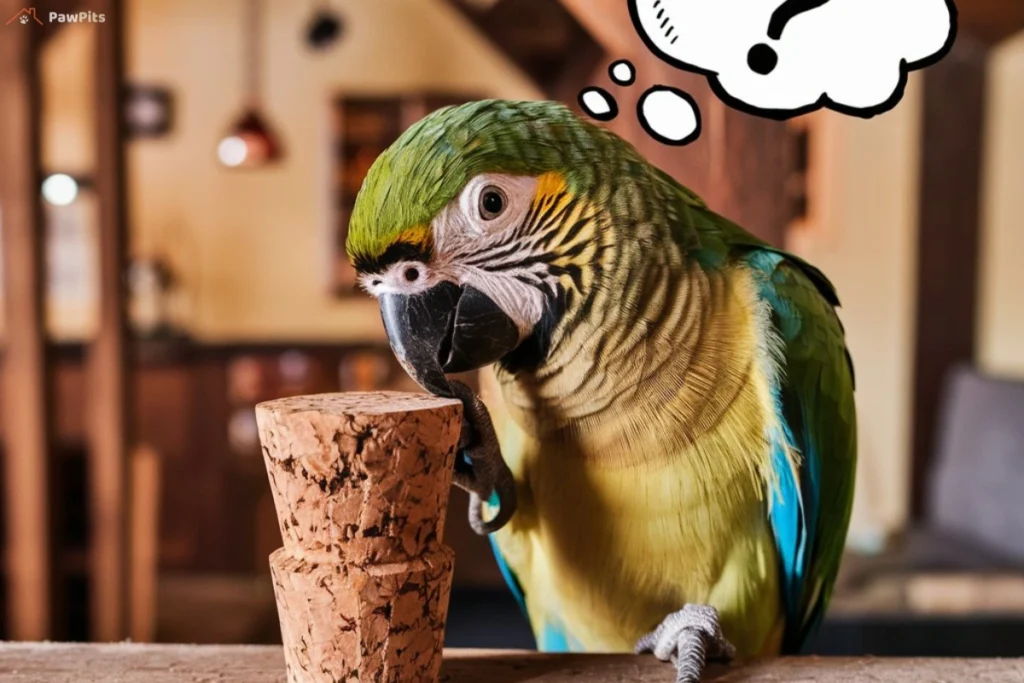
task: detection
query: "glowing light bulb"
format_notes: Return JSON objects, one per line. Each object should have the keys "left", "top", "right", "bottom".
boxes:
{"left": 41, "top": 173, "right": 78, "bottom": 206}
{"left": 218, "top": 136, "right": 248, "bottom": 167}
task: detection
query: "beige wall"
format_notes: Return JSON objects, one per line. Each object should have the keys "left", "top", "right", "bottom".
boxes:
{"left": 124, "top": 0, "right": 540, "bottom": 342}
{"left": 978, "top": 31, "right": 1024, "bottom": 378}
{"left": 786, "top": 79, "right": 924, "bottom": 540}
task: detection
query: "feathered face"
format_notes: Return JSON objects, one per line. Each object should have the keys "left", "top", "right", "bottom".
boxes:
{"left": 347, "top": 100, "right": 626, "bottom": 396}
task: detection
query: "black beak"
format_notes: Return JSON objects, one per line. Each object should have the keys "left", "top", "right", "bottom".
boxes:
{"left": 379, "top": 282, "right": 520, "bottom": 397}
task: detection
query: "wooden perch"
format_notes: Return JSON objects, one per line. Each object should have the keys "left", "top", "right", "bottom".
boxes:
{"left": 1, "top": 644, "right": 1023, "bottom": 682}
{"left": 256, "top": 392, "right": 463, "bottom": 683}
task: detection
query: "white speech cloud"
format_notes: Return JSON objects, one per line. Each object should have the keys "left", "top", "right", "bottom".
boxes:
{"left": 629, "top": 0, "right": 956, "bottom": 119}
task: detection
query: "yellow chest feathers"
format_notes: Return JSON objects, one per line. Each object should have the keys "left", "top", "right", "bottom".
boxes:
{"left": 479, "top": 265, "right": 787, "bottom": 655}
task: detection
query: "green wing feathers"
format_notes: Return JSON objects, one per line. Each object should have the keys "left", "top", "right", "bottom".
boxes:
{"left": 684, "top": 196, "right": 857, "bottom": 652}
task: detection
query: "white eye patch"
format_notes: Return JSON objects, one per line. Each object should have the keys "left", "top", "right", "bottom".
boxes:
{"left": 434, "top": 173, "right": 539, "bottom": 256}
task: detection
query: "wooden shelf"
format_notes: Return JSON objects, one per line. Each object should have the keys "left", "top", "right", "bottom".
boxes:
{"left": 1, "top": 644, "right": 1022, "bottom": 682}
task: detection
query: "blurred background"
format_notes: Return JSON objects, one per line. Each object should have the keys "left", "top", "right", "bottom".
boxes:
{"left": 1, "top": 0, "right": 1023, "bottom": 657}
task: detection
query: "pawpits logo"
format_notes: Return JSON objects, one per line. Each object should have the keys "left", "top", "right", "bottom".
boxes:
{"left": 6, "top": 7, "right": 106, "bottom": 25}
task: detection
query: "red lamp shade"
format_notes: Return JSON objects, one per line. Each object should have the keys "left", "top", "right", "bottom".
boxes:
{"left": 218, "top": 109, "right": 283, "bottom": 168}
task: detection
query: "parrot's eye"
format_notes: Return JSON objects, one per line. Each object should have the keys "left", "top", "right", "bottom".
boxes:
{"left": 479, "top": 186, "right": 507, "bottom": 220}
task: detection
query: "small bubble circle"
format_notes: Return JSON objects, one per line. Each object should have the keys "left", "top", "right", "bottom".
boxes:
{"left": 578, "top": 87, "right": 619, "bottom": 122}
{"left": 609, "top": 59, "right": 636, "bottom": 86}
{"left": 638, "top": 86, "right": 701, "bottom": 146}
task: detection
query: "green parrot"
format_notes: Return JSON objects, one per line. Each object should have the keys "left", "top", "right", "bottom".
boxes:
{"left": 346, "top": 99, "right": 857, "bottom": 682}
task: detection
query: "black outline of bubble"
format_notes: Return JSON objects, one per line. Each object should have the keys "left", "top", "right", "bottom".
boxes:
{"left": 609, "top": 59, "right": 637, "bottom": 86}
{"left": 626, "top": 0, "right": 959, "bottom": 121}
{"left": 577, "top": 86, "right": 619, "bottom": 121}
{"left": 637, "top": 86, "right": 702, "bottom": 146}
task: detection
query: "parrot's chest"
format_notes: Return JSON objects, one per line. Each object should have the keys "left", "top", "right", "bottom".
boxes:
{"left": 480, "top": 265, "right": 787, "bottom": 654}
{"left": 487, "top": 386, "right": 780, "bottom": 654}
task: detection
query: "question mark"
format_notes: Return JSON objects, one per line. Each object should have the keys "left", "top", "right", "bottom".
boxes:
{"left": 748, "top": 0, "right": 831, "bottom": 75}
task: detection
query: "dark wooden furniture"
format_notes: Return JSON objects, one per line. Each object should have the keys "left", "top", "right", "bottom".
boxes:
{"left": 0, "top": 340, "right": 502, "bottom": 642}
{"left": 1, "top": 643, "right": 1022, "bottom": 681}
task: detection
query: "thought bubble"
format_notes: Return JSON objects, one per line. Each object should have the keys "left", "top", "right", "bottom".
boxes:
{"left": 628, "top": 0, "right": 957, "bottom": 119}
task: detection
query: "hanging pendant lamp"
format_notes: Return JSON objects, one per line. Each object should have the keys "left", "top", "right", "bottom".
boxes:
{"left": 218, "top": 0, "right": 283, "bottom": 168}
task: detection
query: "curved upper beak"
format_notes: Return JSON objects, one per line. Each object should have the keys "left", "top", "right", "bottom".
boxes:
{"left": 379, "top": 281, "right": 520, "bottom": 397}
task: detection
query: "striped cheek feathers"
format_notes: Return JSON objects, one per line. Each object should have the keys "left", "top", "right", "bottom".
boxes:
{"left": 426, "top": 171, "right": 610, "bottom": 341}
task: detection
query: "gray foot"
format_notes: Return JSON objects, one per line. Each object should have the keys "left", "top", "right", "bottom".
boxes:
{"left": 634, "top": 604, "right": 736, "bottom": 683}
{"left": 448, "top": 380, "right": 516, "bottom": 535}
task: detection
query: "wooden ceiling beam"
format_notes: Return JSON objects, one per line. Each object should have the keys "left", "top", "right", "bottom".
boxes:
{"left": 447, "top": 0, "right": 604, "bottom": 98}
{"left": 958, "top": 0, "right": 1024, "bottom": 46}
{"left": 559, "top": 0, "right": 646, "bottom": 57}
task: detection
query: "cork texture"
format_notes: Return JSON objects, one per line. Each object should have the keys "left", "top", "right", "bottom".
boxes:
{"left": 256, "top": 392, "right": 463, "bottom": 683}
{"left": 257, "top": 392, "right": 462, "bottom": 564}
{"left": 270, "top": 547, "right": 455, "bottom": 683}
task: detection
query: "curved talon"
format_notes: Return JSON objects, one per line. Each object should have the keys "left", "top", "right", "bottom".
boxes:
{"left": 449, "top": 380, "right": 517, "bottom": 535}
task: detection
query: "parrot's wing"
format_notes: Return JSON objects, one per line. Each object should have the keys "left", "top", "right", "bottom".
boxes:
{"left": 741, "top": 246, "right": 857, "bottom": 654}
{"left": 488, "top": 532, "right": 529, "bottom": 615}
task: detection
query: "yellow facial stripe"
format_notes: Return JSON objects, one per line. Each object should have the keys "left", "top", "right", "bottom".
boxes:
{"left": 392, "top": 224, "right": 431, "bottom": 251}
{"left": 534, "top": 170, "right": 569, "bottom": 199}
{"left": 528, "top": 172, "right": 607, "bottom": 295}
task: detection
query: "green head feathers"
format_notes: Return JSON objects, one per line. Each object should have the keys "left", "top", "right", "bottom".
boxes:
{"left": 345, "top": 99, "right": 652, "bottom": 271}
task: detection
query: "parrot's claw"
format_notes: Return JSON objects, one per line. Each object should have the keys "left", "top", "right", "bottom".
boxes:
{"left": 448, "top": 380, "right": 517, "bottom": 536}
{"left": 634, "top": 604, "right": 736, "bottom": 683}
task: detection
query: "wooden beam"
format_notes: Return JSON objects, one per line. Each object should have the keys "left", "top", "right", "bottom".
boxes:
{"left": 958, "top": 0, "right": 1024, "bottom": 46}
{"left": 910, "top": 35, "right": 989, "bottom": 518}
{"left": 0, "top": 0, "right": 55, "bottom": 640}
{"left": 39, "top": 0, "right": 88, "bottom": 44}
{"left": 447, "top": 0, "right": 601, "bottom": 99}
{"left": 88, "top": 0, "right": 132, "bottom": 641}
{"left": 559, "top": 0, "right": 640, "bottom": 56}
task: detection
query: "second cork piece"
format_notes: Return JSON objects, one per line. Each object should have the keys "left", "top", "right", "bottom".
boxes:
{"left": 256, "top": 391, "right": 463, "bottom": 683}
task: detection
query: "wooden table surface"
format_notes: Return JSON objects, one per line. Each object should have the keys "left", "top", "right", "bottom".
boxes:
{"left": 0, "top": 643, "right": 1022, "bottom": 682}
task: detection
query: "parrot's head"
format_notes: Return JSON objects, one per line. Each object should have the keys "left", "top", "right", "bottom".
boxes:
{"left": 346, "top": 99, "right": 668, "bottom": 396}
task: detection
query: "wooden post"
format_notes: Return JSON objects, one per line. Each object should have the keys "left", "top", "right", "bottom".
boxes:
{"left": 256, "top": 392, "right": 462, "bottom": 683}
{"left": 0, "top": 0, "right": 55, "bottom": 641}
{"left": 88, "top": 0, "right": 132, "bottom": 640}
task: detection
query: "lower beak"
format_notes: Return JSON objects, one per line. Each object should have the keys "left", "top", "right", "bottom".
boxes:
{"left": 379, "top": 281, "right": 520, "bottom": 397}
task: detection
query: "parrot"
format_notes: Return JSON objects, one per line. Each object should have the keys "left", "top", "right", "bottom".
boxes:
{"left": 345, "top": 99, "right": 857, "bottom": 683}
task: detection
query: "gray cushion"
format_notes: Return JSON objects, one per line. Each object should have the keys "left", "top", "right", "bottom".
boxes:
{"left": 926, "top": 365, "right": 1024, "bottom": 563}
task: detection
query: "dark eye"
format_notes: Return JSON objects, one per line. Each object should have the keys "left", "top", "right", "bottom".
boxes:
{"left": 479, "top": 186, "right": 507, "bottom": 220}
{"left": 404, "top": 267, "right": 420, "bottom": 282}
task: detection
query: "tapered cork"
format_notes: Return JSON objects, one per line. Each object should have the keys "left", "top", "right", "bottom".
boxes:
{"left": 256, "top": 392, "right": 462, "bottom": 683}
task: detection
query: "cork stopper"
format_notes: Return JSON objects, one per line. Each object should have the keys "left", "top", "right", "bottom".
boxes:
{"left": 257, "top": 391, "right": 462, "bottom": 683}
